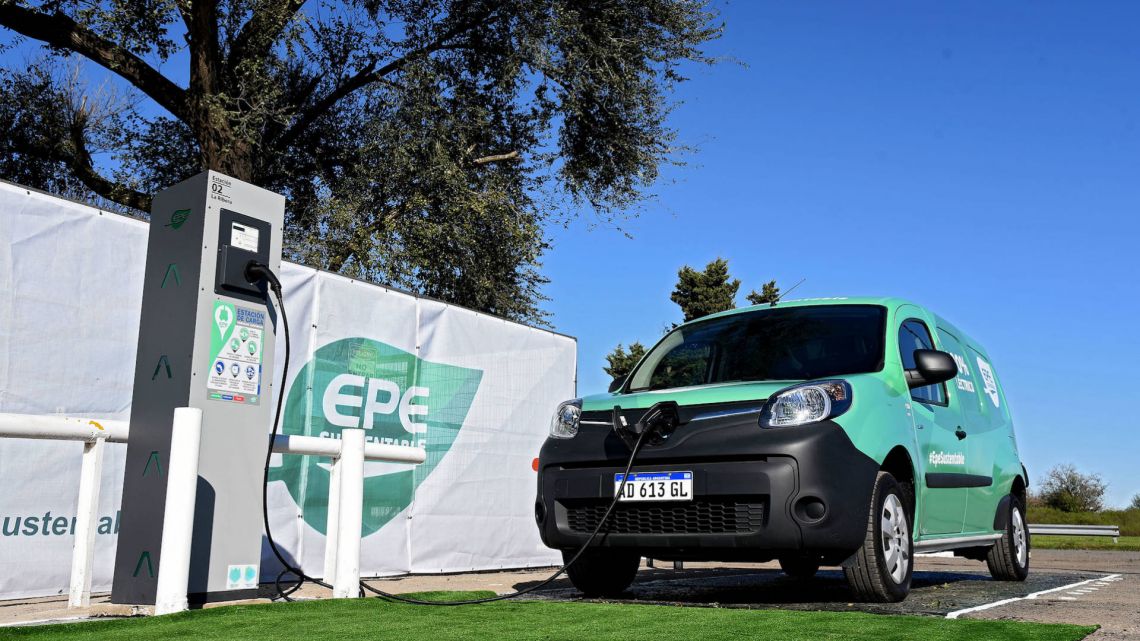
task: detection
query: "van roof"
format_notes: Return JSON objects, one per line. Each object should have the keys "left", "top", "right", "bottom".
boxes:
{"left": 697, "top": 296, "right": 915, "bottom": 322}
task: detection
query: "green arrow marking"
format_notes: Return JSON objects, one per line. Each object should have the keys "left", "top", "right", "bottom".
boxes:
{"left": 160, "top": 263, "right": 181, "bottom": 288}
{"left": 151, "top": 355, "right": 172, "bottom": 380}
{"left": 166, "top": 209, "right": 190, "bottom": 230}
{"left": 132, "top": 550, "right": 155, "bottom": 578}
{"left": 143, "top": 451, "right": 163, "bottom": 477}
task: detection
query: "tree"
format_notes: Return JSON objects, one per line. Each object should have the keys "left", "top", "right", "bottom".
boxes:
{"left": 1130, "top": 493, "right": 1140, "bottom": 510}
{"left": 603, "top": 342, "right": 646, "bottom": 385}
{"left": 0, "top": 0, "right": 723, "bottom": 324}
{"left": 670, "top": 257, "right": 740, "bottom": 322}
{"left": 604, "top": 258, "right": 779, "bottom": 379}
{"left": 1038, "top": 464, "right": 1108, "bottom": 513}
{"left": 746, "top": 280, "right": 780, "bottom": 305}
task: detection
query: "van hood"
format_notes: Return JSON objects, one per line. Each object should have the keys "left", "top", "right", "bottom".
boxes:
{"left": 580, "top": 380, "right": 797, "bottom": 412}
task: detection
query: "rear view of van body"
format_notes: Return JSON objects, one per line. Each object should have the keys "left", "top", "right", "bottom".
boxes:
{"left": 535, "top": 297, "right": 1029, "bottom": 602}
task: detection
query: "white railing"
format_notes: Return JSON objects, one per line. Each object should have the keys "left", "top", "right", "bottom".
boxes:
{"left": 0, "top": 411, "right": 426, "bottom": 612}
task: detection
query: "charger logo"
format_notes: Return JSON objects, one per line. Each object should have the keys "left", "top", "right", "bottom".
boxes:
{"left": 270, "top": 337, "right": 482, "bottom": 536}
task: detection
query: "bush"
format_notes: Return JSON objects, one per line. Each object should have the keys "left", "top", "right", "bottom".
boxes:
{"left": 1037, "top": 464, "right": 1107, "bottom": 512}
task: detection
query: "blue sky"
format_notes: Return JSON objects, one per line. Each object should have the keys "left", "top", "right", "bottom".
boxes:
{"left": 543, "top": 2, "right": 1140, "bottom": 507}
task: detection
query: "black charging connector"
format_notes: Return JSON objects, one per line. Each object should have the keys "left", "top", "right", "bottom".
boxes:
{"left": 248, "top": 261, "right": 668, "bottom": 605}
{"left": 244, "top": 261, "right": 282, "bottom": 296}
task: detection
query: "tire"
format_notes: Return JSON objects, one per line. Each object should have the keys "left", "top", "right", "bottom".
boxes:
{"left": 778, "top": 556, "right": 820, "bottom": 579}
{"left": 843, "top": 471, "right": 913, "bottom": 602}
{"left": 563, "top": 549, "right": 640, "bottom": 597}
{"left": 987, "top": 495, "right": 1030, "bottom": 581}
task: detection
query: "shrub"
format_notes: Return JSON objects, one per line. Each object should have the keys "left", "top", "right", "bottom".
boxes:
{"left": 1037, "top": 464, "right": 1107, "bottom": 512}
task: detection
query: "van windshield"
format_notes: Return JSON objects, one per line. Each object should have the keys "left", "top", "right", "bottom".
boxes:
{"left": 626, "top": 305, "right": 887, "bottom": 392}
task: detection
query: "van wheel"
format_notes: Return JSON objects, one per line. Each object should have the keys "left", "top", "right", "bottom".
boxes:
{"left": 843, "top": 472, "right": 913, "bottom": 602}
{"left": 987, "top": 495, "right": 1030, "bottom": 581}
{"left": 779, "top": 556, "right": 820, "bottom": 579}
{"left": 563, "top": 549, "right": 640, "bottom": 597}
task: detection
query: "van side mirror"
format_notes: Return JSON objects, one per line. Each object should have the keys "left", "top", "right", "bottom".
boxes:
{"left": 905, "top": 349, "right": 958, "bottom": 389}
{"left": 608, "top": 377, "right": 625, "bottom": 393}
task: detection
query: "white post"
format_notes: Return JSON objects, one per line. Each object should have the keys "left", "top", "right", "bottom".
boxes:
{"left": 323, "top": 454, "right": 342, "bottom": 585}
{"left": 68, "top": 438, "right": 105, "bottom": 608}
{"left": 333, "top": 428, "right": 364, "bottom": 598}
{"left": 154, "top": 408, "right": 203, "bottom": 615}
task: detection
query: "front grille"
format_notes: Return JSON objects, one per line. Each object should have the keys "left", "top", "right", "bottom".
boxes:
{"left": 563, "top": 498, "right": 766, "bottom": 535}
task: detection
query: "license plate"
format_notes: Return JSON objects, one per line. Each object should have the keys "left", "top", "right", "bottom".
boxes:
{"left": 614, "top": 471, "right": 693, "bottom": 502}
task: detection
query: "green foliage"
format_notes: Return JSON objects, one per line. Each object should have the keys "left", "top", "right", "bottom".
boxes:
{"left": 1132, "top": 493, "right": 1140, "bottom": 510}
{"left": 0, "top": 590, "right": 1094, "bottom": 641}
{"left": 1026, "top": 505, "right": 1140, "bottom": 537}
{"left": 670, "top": 257, "right": 740, "bottom": 322}
{"left": 1036, "top": 464, "right": 1108, "bottom": 512}
{"left": 604, "top": 342, "right": 647, "bottom": 384}
{"left": 0, "top": 0, "right": 725, "bottom": 324}
{"left": 746, "top": 280, "right": 781, "bottom": 305}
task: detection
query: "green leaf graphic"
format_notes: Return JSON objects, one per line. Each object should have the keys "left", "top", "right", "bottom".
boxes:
{"left": 270, "top": 338, "right": 482, "bottom": 536}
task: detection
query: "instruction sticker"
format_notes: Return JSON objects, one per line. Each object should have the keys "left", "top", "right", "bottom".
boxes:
{"left": 230, "top": 222, "right": 260, "bottom": 252}
{"left": 208, "top": 300, "right": 263, "bottom": 405}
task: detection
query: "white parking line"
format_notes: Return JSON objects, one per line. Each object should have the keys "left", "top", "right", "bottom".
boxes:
{"left": 945, "top": 573, "right": 1122, "bottom": 620}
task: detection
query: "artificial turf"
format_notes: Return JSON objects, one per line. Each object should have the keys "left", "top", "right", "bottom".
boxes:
{"left": 0, "top": 591, "right": 1095, "bottom": 641}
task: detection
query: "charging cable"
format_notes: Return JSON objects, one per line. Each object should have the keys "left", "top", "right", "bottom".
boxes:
{"left": 247, "top": 260, "right": 657, "bottom": 605}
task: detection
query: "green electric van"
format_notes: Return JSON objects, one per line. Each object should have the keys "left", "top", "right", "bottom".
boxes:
{"left": 535, "top": 297, "right": 1029, "bottom": 602}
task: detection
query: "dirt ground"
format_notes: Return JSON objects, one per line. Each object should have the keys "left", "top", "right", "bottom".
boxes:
{"left": 2, "top": 549, "right": 1136, "bottom": 638}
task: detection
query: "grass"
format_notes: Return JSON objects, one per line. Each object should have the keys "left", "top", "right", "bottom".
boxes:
{"left": 0, "top": 591, "right": 1095, "bottom": 641}
{"left": 1032, "top": 535, "right": 1140, "bottom": 551}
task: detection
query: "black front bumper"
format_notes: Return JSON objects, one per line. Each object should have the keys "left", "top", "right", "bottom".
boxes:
{"left": 535, "top": 408, "right": 879, "bottom": 562}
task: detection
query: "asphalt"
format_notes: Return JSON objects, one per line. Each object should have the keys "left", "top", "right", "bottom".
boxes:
{"left": 1, "top": 549, "right": 1136, "bottom": 639}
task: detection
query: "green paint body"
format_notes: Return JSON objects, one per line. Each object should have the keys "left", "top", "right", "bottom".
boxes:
{"left": 580, "top": 297, "right": 1025, "bottom": 541}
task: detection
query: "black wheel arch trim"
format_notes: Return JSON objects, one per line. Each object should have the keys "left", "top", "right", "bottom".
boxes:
{"left": 993, "top": 494, "right": 1014, "bottom": 531}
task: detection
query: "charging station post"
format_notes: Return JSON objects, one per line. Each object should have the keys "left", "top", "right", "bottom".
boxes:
{"left": 111, "top": 171, "right": 284, "bottom": 606}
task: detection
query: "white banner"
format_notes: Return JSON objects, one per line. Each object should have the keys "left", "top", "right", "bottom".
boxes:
{"left": 0, "top": 181, "right": 572, "bottom": 600}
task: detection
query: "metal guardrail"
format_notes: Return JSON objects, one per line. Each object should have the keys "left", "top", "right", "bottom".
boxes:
{"left": 1030, "top": 523, "right": 1121, "bottom": 543}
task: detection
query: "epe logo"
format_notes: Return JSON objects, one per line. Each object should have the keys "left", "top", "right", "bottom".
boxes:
{"left": 166, "top": 208, "right": 191, "bottom": 230}
{"left": 269, "top": 338, "right": 482, "bottom": 537}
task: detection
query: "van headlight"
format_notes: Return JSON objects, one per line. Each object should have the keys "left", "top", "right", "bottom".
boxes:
{"left": 759, "top": 381, "right": 852, "bottom": 428}
{"left": 550, "top": 399, "right": 582, "bottom": 439}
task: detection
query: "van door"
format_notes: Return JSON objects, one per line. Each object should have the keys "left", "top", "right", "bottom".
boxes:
{"left": 962, "top": 346, "right": 1009, "bottom": 533}
{"left": 898, "top": 315, "right": 966, "bottom": 535}
{"left": 935, "top": 329, "right": 997, "bottom": 533}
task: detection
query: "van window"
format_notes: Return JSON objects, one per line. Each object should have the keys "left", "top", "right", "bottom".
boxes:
{"left": 969, "top": 346, "right": 1010, "bottom": 427}
{"left": 627, "top": 305, "right": 888, "bottom": 392}
{"left": 937, "top": 328, "right": 983, "bottom": 422}
{"left": 898, "top": 319, "right": 946, "bottom": 405}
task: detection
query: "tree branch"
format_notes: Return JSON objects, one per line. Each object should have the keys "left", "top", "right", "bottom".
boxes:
{"left": 229, "top": 0, "right": 307, "bottom": 70}
{"left": 0, "top": 3, "right": 187, "bottom": 120}
{"left": 473, "top": 151, "right": 520, "bottom": 165}
{"left": 66, "top": 106, "right": 151, "bottom": 211}
{"left": 278, "top": 5, "right": 499, "bottom": 149}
